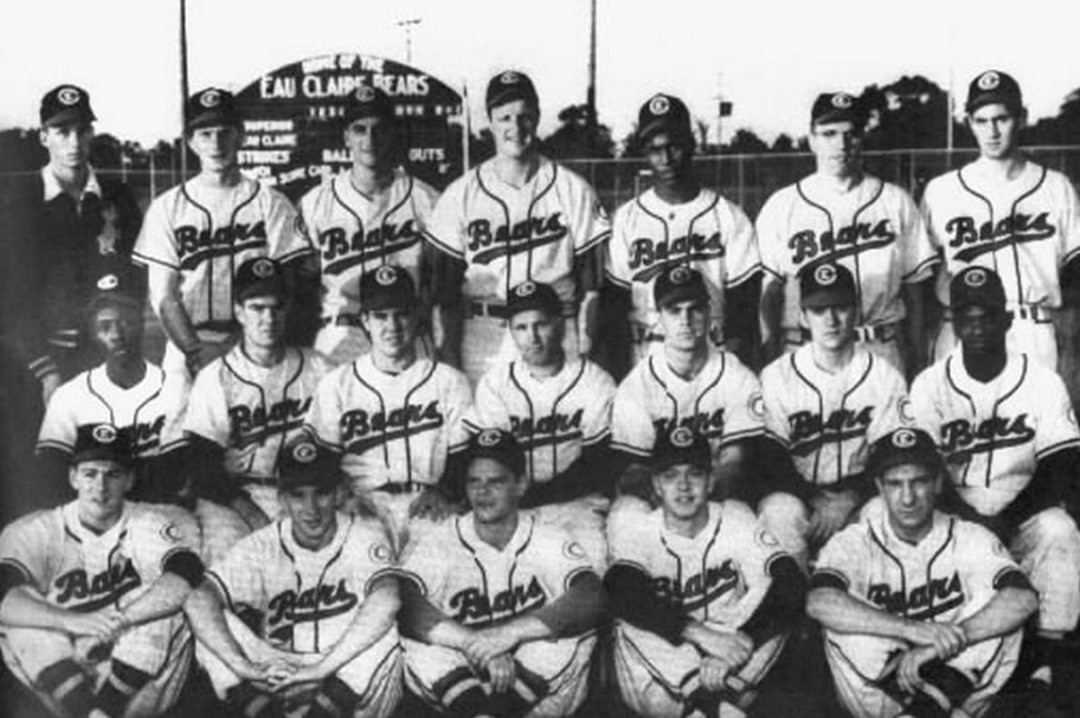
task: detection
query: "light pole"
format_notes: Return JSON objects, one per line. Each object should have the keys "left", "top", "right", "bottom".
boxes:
{"left": 398, "top": 18, "right": 422, "bottom": 64}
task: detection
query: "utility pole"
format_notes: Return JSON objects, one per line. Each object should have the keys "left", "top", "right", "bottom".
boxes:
{"left": 179, "top": 0, "right": 190, "bottom": 178}
{"left": 586, "top": 0, "right": 598, "bottom": 156}
{"left": 398, "top": 18, "right": 422, "bottom": 64}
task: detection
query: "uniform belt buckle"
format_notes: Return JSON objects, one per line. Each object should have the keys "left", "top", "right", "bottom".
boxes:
{"left": 323, "top": 314, "right": 364, "bottom": 328}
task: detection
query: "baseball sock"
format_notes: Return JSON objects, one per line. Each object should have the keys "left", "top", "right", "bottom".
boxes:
{"left": 93, "top": 659, "right": 151, "bottom": 718}
{"left": 227, "top": 682, "right": 284, "bottom": 718}
{"left": 36, "top": 659, "right": 95, "bottom": 718}
{"left": 303, "top": 675, "right": 359, "bottom": 718}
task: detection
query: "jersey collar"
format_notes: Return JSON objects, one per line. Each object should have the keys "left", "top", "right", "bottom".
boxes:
{"left": 946, "top": 346, "right": 1024, "bottom": 396}
{"left": 279, "top": 512, "right": 353, "bottom": 559}
{"left": 458, "top": 510, "right": 536, "bottom": 556}
{"left": 62, "top": 499, "right": 129, "bottom": 544}
{"left": 42, "top": 166, "right": 101, "bottom": 203}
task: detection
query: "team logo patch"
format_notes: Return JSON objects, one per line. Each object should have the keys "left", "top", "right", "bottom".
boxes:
{"left": 669, "top": 265, "right": 693, "bottom": 284}
{"left": 749, "top": 392, "right": 765, "bottom": 420}
{"left": 355, "top": 86, "right": 376, "bottom": 102}
{"left": 831, "top": 93, "right": 854, "bottom": 109}
{"left": 514, "top": 281, "right": 537, "bottom": 297}
{"left": 291, "top": 441, "right": 318, "bottom": 464}
{"left": 648, "top": 95, "right": 671, "bottom": 116}
{"left": 891, "top": 428, "right": 917, "bottom": 448}
{"left": 199, "top": 89, "right": 222, "bottom": 108}
{"left": 562, "top": 540, "right": 587, "bottom": 561}
{"left": 96, "top": 274, "right": 119, "bottom": 291}
{"left": 252, "top": 258, "right": 276, "bottom": 278}
{"left": 898, "top": 397, "right": 914, "bottom": 424}
{"left": 500, "top": 71, "right": 521, "bottom": 85}
{"left": 478, "top": 429, "right": 502, "bottom": 447}
{"left": 756, "top": 528, "right": 780, "bottom": 548}
{"left": 57, "top": 87, "right": 81, "bottom": 106}
{"left": 160, "top": 523, "right": 183, "bottom": 543}
{"left": 92, "top": 424, "right": 118, "bottom": 444}
{"left": 369, "top": 542, "right": 392, "bottom": 564}
{"left": 814, "top": 264, "right": 838, "bottom": 285}
{"left": 374, "top": 265, "right": 399, "bottom": 286}
{"left": 963, "top": 268, "right": 988, "bottom": 288}
{"left": 670, "top": 426, "right": 695, "bottom": 448}
{"left": 977, "top": 71, "right": 1001, "bottom": 91}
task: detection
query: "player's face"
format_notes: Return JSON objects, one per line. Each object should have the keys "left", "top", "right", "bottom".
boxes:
{"left": 70, "top": 459, "right": 133, "bottom": 528}
{"left": 657, "top": 299, "right": 709, "bottom": 351}
{"left": 465, "top": 458, "right": 525, "bottom": 525}
{"left": 644, "top": 131, "right": 694, "bottom": 187}
{"left": 489, "top": 100, "right": 539, "bottom": 160}
{"left": 968, "top": 104, "right": 1024, "bottom": 160}
{"left": 235, "top": 295, "right": 287, "bottom": 350}
{"left": 345, "top": 116, "right": 395, "bottom": 171}
{"left": 363, "top": 306, "right": 417, "bottom": 358}
{"left": 810, "top": 120, "right": 862, "bottom": 178}
{"left": 653, "top": 463, "right": 712, "bottom": 521}
{"left": 802, "top": 302, "right": 856, "bottom": 350}
{"left": 876, "top": 463, "right": 941, "bottom": 541}
{"left": 509, "top": 309, "right": 564, "bottom": 367}
{"left": 40, "top": 121, "right": 93, "bottom": 170}
{"left": 280, "top": 485, "right": 339, "bottom": 550}
{"left": 953, "top": 304, "right": 1010, "bottom": 356}
{"left": 92, "top": 305, "right": 143, "bottom": 360}
{"left": 188, "top": 124, "right": 242, "bottom": 173}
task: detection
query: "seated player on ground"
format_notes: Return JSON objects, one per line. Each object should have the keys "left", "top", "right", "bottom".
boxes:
{"left": 0, "top": 425, "right": 203, "bottom": 718}
{"left": 396, "top": 429, "right": 604, "bottom": 717}
{"left": 183, "top": 437, "right": 402, "bottom": 718}
{"left": 606, "top": 427, "right": 805, "bottom": 718}
{"left": 808, "top": 428, "right": 1038, "bottom": 718}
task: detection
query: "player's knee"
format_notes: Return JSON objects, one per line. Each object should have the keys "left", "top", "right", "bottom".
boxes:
{"left": 1027, "top": 507, "right": 1080, "bottom": 550}
{"left": 757, "top": 492, "right": 809, "bottom": 555}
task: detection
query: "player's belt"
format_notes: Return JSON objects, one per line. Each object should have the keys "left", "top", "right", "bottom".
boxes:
{"left": 787, "top": 322, "right": 899, "bottom": 345}
{"left": 373, "top": 482, "right": 426, "bottom": 495}
{"left": 942, "top": 305, "right": 1054, "bottom": 324}
{"left": 466, "top": 301, "right": 511, "bottom": 319}
{"left": 321, "top": 313, "right": 365, "bottom": 328}
{"left": 47, "top": 328, "right": 79, "bottom": 349}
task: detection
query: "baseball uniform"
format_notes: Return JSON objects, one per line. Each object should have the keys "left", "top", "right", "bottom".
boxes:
{"left": 812, "top": 500, "right": 1026, "bottom": 717}
{"left": 396, "top": 511, "right": 597, "bottom": 717}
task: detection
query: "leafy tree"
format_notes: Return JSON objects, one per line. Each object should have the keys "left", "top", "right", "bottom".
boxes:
{"left": 540, "top": 104, "right": 615, "bottom": 159}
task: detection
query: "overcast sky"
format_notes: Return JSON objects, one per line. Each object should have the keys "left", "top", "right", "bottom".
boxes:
{"left": 2, "top": 0, "right": 1078, "bottom": 148}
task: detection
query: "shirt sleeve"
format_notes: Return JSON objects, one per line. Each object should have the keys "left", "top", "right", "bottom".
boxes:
{"left": 132, "top": 194, "right": 179, "bottom": 269}
{"left": 720, "top": 357, "right": 766, "bottom": 443}
{"left": 207, "top": 534, "right": 266, "bottom": 611}
{"left": 423, "top": 179, "right": 467, "bottom": 260}
{"left": 137, "top": 506, "right": 203, "bottom": 574}
{"left": 36, "top": 381, "right": 78, "bottom": 453}
{"left": 0, "top": 516, "right": 50, "bottom": 594}
{"left": 464, "top": 371, "right": 511, "bottom": 434}
{"left": 896, "top": 187, "right": 938, "bottom": 283}
{"left": 566, "top": 174, "right": 611, "bottom": 256}
{"left": 956, "top": 522, "right": 1025, "bottom": 596}
{"left": 604, "top": 203, "right": 634, "bottom": 289}
{"left": 1033, "top": 366, "right": 1080, "bottom": 459}
{"left": 1057, "top": 174, "right": 1080, "bottom": 268}
{"left": 760, "top": 363, "right": 792, "bottom": 448}
{"left": 538, "top": 528, "right": 594, "bottom": 594}
{"left": 304, "top": 370, "right": 345, "bottom": 451}
{"left": 754, "top": 193, "right": 787, "bottom": 281}
{"left": 581, "top": 366, "right": 616, "bottom": 446}
{"left": 265, "top": 189, "right": 314, "bottom": 264}
{"left": 396, "top": 524, "right": 449, "bottom": 599}
{"left": 909, "top": 369, "right": 945, "bottom": 446}
{"left": 444, "top": 368, "right": 475, "bottom": 455}
{"left": 611, "top": 377, "right": 655, "bottom": 458}
{"left": 183, "top": 363, "right": 231, "bottom": 447}
{"left": 866, "top": 363, "right": 911, "bottom": 444}
{"left": 723, "top": 201, "right": 762, "bottom": 287}
{"left": 812, "top": 526, "right": 866, "bottom": 594}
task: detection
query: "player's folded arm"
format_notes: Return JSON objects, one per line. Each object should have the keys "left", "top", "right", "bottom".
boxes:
{"left": 737, "top": 435, "right": 813, "bottom": 505}
{"left": 0, "top": 561, "right": 33, "bottom": 608}
{"left": 532, "top": 570, "right": 604, "bottom": 638}
{"left": 604, "top": 562, "right": 687, "bottom": 644}
{"left": 521, "top": 443, "right": 614, "bottom": 508}
{"left": 738, "top": 554, "right": 807, "bottom": 646}
{"left": 1000, "top": 445, "right": 1080, "bottom": 528}
{"left": 182, "top": 433, "right": 245, "bottom": 505}
{"left": 395, "top": 572, "right": 469, "bottom": 647}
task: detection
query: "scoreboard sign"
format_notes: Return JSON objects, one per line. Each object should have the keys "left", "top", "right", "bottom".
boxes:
{"left": 235, "top": 52, "right": 464, "bottom": 199}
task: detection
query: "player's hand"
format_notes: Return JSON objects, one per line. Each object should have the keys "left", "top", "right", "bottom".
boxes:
{"left": 484, "top": 653, "right": 516, "bottom": 694}
{"left": 686, "top": 625, "right": 753, "bottom": 667}
{"left": 462, "top": 626, "right": 520, "bottom": 668}
{"left": 268, "top": 661, "right": 328, "bottom": 692}
{"left": 65, "top": 609, "right": 125, "bottom": 639}
{"left": 700, "top": 655, "right": 734, "bottom": 692}
{"left": 808, "top": 489, "right": 858, "bottom": 545}
{"left": 73, "top": 634, "right": 113, "bottom": 665}
{"left": 409, "top": 486, "right": 455, "bottom": 521}
{"left": 903, "top": 621, "right": 966, "bottom": 658}
{"left": 896, "top": 645, "right": 937, "bottom": 695}
{"left": 40, "top": 371, "right": 62, "bottom": 407}
{"left": 184, "top": 342, "right": 221, "bottom": 375}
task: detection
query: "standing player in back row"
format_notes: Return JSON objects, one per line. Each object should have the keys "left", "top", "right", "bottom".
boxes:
{"left": 423, "top": 70, "right": 611, "bottom": 385}
{"left": 757, "top": 91, "right": 937, "bottom": 376}
{"left": 607, "top": 93, "right": 760, "bottom": 370}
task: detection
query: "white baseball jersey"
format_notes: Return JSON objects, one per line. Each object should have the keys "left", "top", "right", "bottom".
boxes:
{"left": 133, "top": 177, "right": 313, "bottom": 327}
{"left": 464, "top": 357, "right": 615, "bottom": 483}
{"left": 920, "top": 159, "right": 1080, "bottom": 308}
{"left": 607, "top": 187, "right": 761, "bottom": 328}
{"left": 761, "top": 346, "right": 909, "bottom": 486}
{"left": 910, "top": 349, "right": 1080, "bottom": 517}
{"left": 305, "top": 355, "right": 472, "bottom": 492}
{"left": 0, "top": 501, "right": 200, "bottom": 615}
{"left": 207, "top": 513, "right": 396, "bottom": 653}
{"left": 423, "top": 156, "right": 611, "bottom": 303}
{"left": 300, "top": 169, "right": 438, "bottom": 318}
{"left": 611, "top": 351, "right": 765, "bottom": 464}
{"left": 184, "top": 346, "right": 331, "bottom": 480}
{"left": 397, "top": 512, "right": 592, "bottom": 629}
{"left": 756, "top": 174, "right": 936, "bottom": 330}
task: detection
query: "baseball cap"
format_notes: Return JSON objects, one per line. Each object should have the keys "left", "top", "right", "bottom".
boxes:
{"left": 278, "top": 437, "right": 341, "bottom": 492}
{"left": 185, "top": 87, "right": 240, "bottom": 130}
{"left": 40, "top": 84, "right": 96, "bottom": 128}
{"left": 653, "top": 265, "right": 709, "bottom": 309}
{"left": 950, "top": 266, "right": 1006, "bottom": 312}
{"left": 652, "top": 426, "right": 711, "bottom": 473}
{"left": 86, "top": 273, "right": 143, "bottom": 319}
{"left": 865, "top": 427, "right": 943, "bottom": 479}
{"left": 811, "top": 91, "right": 863, "bottom": 127}
{"left": 344, "top": 85, "right": 395, "bottom": 124}
{"left": 507, "top": 281, "right": 561, "bottom": 319}
{"left": 72, "top": 423, "right": 135, "bottom": 466}
{"left": 234, "top": 257, "right": 287, "bottom": 303}
{"left": 359, "top": 265, "right": 415, "bottom": 311}
{"left": 485, "top": 70, "right": 539, "bottom": 113}
{"left": 965, "top": 70, "right": 1022, "bottom": 114}
{"left": 467, "top": 428, "right": 525, "bottom": 476}
{"left": 799, "top": 262, "right": 856, "bottom": 309}
{"left": 637, "top": 93, "right": 693, "bottom": 144}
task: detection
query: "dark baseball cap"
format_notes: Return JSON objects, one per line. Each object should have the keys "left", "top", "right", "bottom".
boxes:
{"left": 811, "top": 91, "right": 863, "bottom": 127}
{"left": 87, "top": 273, "right": 143, "bottom": 319}
{"left": 185, "top": 87, "right": 240, "bottom": 130}
{"left": 637, "top": 93, "right": 693, "bottom": 144}
{"left": 965, "top": 70, "right": 1022, "bottom": 114}
{"left": 234, "top": 257, "right": 287, "bottom": 303}
{"left": 40, "top": 84, "right": 96, "bottom": 127}
{"left": 345, "top": 85, "right": 395, "bottom": 124}
{"left": 468, "top": 428, "right": 525, "bottom": 476}
{"left": 865, "top": 427, "right": 944, "bottom": 479}
{"left": 485, "top": 70, "right": 539, "bottom": 112}
{"left": 278, "top": 437, "right": 341, "bottom": 491}
{"left": 800, "top": 262, "right": 856, "bottom": 309}
{"left": 359, "top": 265, "right": 415, "bottom": 311}
{"left": 653, "top": 265, "right": 709, "bottom": 309}
{"left": 507, "top": 281, "right": 561, "bottom": 319}
{"left": 652, "top": 426, "right": 711, "bottom": 473}
{"left": 950, "top": 266, "right": 1006, "bottom": 312}
{"left": 72, "top": 423, "right": 135, "bottom": 467}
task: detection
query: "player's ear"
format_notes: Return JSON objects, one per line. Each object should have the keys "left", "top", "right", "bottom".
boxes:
{"left": 120, "top": 466, "right": 136, "bottom": 496}
{"left": 68, "top": 465, "right": 80, "bottom": 492}
{"left": 39, "top": 128, "right": 49, "bottom": 148}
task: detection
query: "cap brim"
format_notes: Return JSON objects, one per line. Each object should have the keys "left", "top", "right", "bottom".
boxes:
{"left": 656, "top": 287, "right": 708, "bottom": 308}
{"left": 638, "top": 118, "right": 690, "bottom": 143}
{"left": 43, "top": 108, "right": 95, "bottom": 128}
{"left": 966, "top": 92, "right": 1020, "bottom": 113}
{"left": 469, "top": 448, "right": 524, "bottom": 476}
{"left": 867, "top": 449, "right": 942, "bottom": 479}
{"left": 801, "top": 289, "right": 854, "bottom": 309}
{"left": 72, "top": 449, "right": 132, "bottom": 466}
{"left": 652, "top": 453, "right": 710, "bottom": 473}
{"left": 813, "top": 109, "right": 861, "bottom": 127}
{"left": 486, "top": 88, "right": 538, "bottom": 112}
{"left": 188, "top": 110, "right": 239, "bottom": 130}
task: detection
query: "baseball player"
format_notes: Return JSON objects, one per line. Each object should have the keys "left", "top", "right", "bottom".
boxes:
{"left": 300, "top": 85, "right": 441, "bottom": 365}
{"left": 464, "top": 280, "right": 615, "bottom": 570}
{"left": 761, "top": 262, "right": 910, "bottom": 558}
{"left": 395, "top": 428, "right": 603, "bottom": 717}
{"left": 909, "top": 266, "right": 1080, "bottom": 699}
{"left": 606, "top": 427, "right": 805, "bottom": 718}
{"left": 423, "top": 70, "right": 611, "bottom": 385}
{"left": 757, "top": 91, "right": 937, "bottom": 376}
{"left": 606, "top": 93, "right": 760, "bottom": 368}
{"left": 184, "top": 437, "right": 402, "bottom": 718}
{"left": 304, "top": 265, "right": 472, "bottom": 551}
{"left": 920, "top": 70, "right": 1080, "bottom": 386}
{"left": 0, "top": 425, "right": 204, "bottom": 718}
{"left": 808, "top": 427, "right": 1037, "bottom": 718}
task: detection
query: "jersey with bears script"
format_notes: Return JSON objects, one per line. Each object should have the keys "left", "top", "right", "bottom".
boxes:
{"left": 761, "top": 345, "right": 909, "bottom": 486}
{"left": 920, "top": 160, "right": 1080, "bottom": 309}
{"left": 909, "top": 348, "right": 1080, "bottom": 517}
{"left": 184, "top": 346, "right": 331, "bottom": 479}
{"left": 304, "top": 355, "right": 472, "bottom": 492}
{"left": 396, "top": 512, "right": 593, "bottom": 629}
{"left": 423, "top": 156, "right": 610, "bottom": 303}
{"left": 606, "top": 186, "right": 760, "bottom": 328}
{"left": 133, "top": 176, "right": 312, "bottom": 327}
{"left": 300, "top": 169, "right": 438, "bottom": 318}
{"left": 611, "top": 351, "right": 764, "bottom": 464}
{"left": 756, "top": 174, "right": 936, "bottom": 331}
{"left": 610, "top": 500, "right": 784, "bottom": 628}
{"left": 0, "top": 501, "right": 200, "bottom": 615}
{"left": 464, "top": 357, "right": 615, "bottom": 482}
{"left": 812, "top": 500, "right": 1024, "bottom": 623}
{"left": 206, "top": 513, "right": 395, "bottom": 653}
